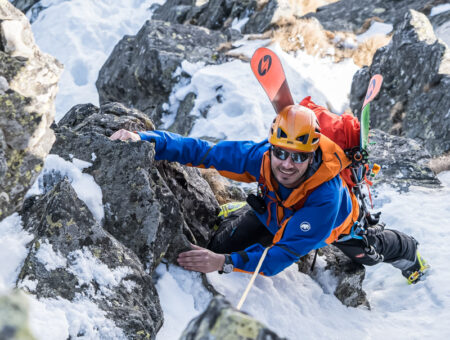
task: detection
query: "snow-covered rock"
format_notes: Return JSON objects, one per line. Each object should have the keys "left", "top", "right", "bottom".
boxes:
{"left": 0, "top": 0, "right": 62, "bottom": 220}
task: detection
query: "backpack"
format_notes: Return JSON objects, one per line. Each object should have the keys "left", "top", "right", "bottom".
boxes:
{"left": 299, "top": 96, "right": 361, "bottom": 188}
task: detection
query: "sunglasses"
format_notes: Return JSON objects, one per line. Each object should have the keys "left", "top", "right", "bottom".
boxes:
{"left": 271, "top": 146, "right": 312, "bottom": 164}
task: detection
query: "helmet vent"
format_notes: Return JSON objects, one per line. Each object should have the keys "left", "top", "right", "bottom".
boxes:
{"left": 296, "top": 134, "right": 309, "bottom": 144}
{"left": 312, "top": 138, "right": 319, "bottom": 144}
{"left": 277, "top": 128, "right": 287, "bottom": 138}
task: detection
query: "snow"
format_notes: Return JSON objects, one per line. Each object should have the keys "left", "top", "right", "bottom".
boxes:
{"left": 28, "top": 0, "right": 165, "bottom": 122}
{"left": 356, "top": 21, "right": 393, "bottom": 43}
{"left": 0, "top": 213, "right": 34, "bottom": 291}
{"left": 35, "top": 239, "right": 67, "bottom": 271}
{"left": 28, "top": 296, "right": 127, "bottom": 340}
{"left": 430, "top": 4, "right": 450, "bottom": 17}
{"left": 0, "top": 0, "right": 446, "bottom": 339}
{"left": 26, "top": 154, "right": 104, "bottom": 223}
{"left": 231, "top": 16, "right": 249, "bottom": 32}
{"left": 68, "top": 247, "right": 132, "bottom": 293}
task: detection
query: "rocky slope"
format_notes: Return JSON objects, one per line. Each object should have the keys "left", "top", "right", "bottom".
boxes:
{"left": 1, "top": 0, "right": 448, "bottom": 339}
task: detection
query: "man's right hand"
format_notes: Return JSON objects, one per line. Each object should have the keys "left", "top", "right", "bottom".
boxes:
{"left": 109, "top": 129, "right": 141, "bottom": 141}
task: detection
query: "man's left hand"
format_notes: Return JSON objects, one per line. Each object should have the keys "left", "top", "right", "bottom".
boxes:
{"left": 177, "top": 244, "right": 225, "bottom": 273}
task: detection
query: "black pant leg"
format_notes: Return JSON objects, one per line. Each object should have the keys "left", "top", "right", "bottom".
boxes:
{"left": 333, "top": 228, "right": 417, "bottom": 270}
{"left": 207, "top": 205, "right": 273, "bottom": 254}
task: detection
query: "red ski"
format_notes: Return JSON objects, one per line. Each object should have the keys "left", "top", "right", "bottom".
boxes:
{"left": 250, "top": 47, "right": 294, "bottom": 114}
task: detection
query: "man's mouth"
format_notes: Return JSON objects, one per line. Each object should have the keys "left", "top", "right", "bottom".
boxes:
{"left": 278, "top": 168, "right": 296, "bottom": 175}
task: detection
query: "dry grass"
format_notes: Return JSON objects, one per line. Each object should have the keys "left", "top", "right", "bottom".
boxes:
{"left": 271, "top": 15, "right": 392, "bottom": 67}
{"left": 300, "top": 0, "right": 340, "bottom": 15}
{"left": 428, "top": 153, "right": 450, "bottom": 174}
{"left": 199, "top": 168, "right": 246, "bottom": 205}
{"left": 353, "top": 35, "right": 392, "bottom": 67}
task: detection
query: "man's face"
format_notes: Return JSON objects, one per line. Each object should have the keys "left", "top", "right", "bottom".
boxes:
{"left": 270, "top": 146, "right": 312, "bottom": 188}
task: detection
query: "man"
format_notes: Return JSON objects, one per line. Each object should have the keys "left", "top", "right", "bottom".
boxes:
{"left": 110, "top": 104, "right": 428, "bottom": 283}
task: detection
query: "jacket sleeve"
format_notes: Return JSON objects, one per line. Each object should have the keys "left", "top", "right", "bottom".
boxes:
{"left": 231, "top": 176, "right": 353, "bottom": 276}
{"left": 137, "top": 130, "right": 268, "bottom": 181}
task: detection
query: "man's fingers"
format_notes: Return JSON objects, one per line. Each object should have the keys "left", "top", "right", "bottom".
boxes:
{"left": 179, "top": 249, "right": 206, "bottom": 256}
{"left": 109, "top": 129, "right": 140, "bottom": 141}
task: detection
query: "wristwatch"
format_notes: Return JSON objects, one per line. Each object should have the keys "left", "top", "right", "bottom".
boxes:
{"left": 220, "top": 254, "right": 234, "bottom": 274}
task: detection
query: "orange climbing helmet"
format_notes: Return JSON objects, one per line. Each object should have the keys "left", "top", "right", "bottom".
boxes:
{"left": 268, "top": 105, "right": 321, "bottom": 153}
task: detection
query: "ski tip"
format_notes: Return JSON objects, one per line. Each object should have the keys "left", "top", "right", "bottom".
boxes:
{"left": 362, "top": 74, "right": 383, "bottom": 108}
{"left": 250, "top": 47, "right": 294, "bottom": 112}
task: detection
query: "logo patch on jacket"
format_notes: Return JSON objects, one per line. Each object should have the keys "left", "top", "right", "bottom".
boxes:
{"left": 299, "top": 222, "right": 311, "bottom": 232}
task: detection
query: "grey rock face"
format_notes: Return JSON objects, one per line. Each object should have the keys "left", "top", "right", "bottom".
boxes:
{"left": 156, "top": 161, "right": 220, "bottom": 247}
{"left": 0, "top": 290, "right": 36, "bottom": 340}
{"left": 350, "top": 10, "right": 450, "bottom": 157}
{"left": 10, "top": 0, "right": 39, "bottom": 15}
{"left": 51, "top": 102, "right": 219, "bottom": 268}
{"left": 368, "top": 129, "right": 440, "bottom": 191}
{"left": 153, "top": 0, "right": 258, "bottom": 32}
{"left": 19, "top": 179, "right": 163, "bottom": 339}
{"left": 304, "top": 0, "right": 444, "bottom": 32}
{"left": 0, "top": 1, "right": 62, "bottom": 220}
{"left": 298, "top": 246, "right": 370, "bottom": 309}
{"left": 96, "top": 20, "right": 228, "bottom": 129}
{"left": 180, "top": 296, "right": 286, "bottom": 340}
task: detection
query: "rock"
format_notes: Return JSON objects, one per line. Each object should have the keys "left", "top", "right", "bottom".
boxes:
{"left": 298, "top": 246, "right": 370, "bottom": 309}
{"left": 0, "top": 0, "right": 62, "bottom": 220}
{"left": 180, "top": 296, "right": 286, "bottom": 340}
{"left": 0, "top": 290, "right": 36, "bottom": 340}
{"left": 96, "top": 20, "right": 228, "bottom": 130}
{"left": 51, "top": 102, "right": 219, "bottom": 267}
{"left": 430, "top": 9, "right": 450, "bottom": 47}
{"left": 350, "top": 10, "right": 450, "bottom": 157}
{"left": 199, "top": 168, "right": 247, "bottom": 205}
{"left": 152, "top": 0, "right": 258, "bottom": 32}
{"left": 19, "top": 179, "right": 163, "bottom": 339}
{"left": 9, "top": 0, "right": 39, "bottom": 15}
{"left": 303, "top": 0, "right": 444, "bottom": 33}
{"left": 368, "top": 129, "right": 440, "bottom": 191}
{"left": 242, "top": 0, "right": 277, "bottom": 34}
{"left": 156, "top": 161, "right": 220, "bottom": 247}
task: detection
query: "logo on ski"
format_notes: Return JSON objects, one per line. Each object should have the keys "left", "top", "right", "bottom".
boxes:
{"left": 258, "top": 55, "right": 272, "bottom": 76}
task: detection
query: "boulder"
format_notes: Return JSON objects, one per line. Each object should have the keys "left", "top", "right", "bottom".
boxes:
{"left": 0, "top": 0, "right": 62, "bottom": 220}
{"left": 298, "top": 246, "right": 370, "bottom": 309}
{"left": 50, "top": 102, "right": 219, "bottom": 267}
{"left": 350, "top": 10, "right": 450, "bottom": 157}
{"left": 180, "top": 296, "right": 286, "bottom": 340}
{"left": 153, "top": 0, "right": 257, "bottom": 32}
{"left": 0, "top": 290, "right": 36, "bottom": 340}
{"left": 9, "top": 0, "right": 39, "bottom": 15}
{"left": 368, "top": 129, "right": 440, "bottom": 191}
{"left": 304, "top": 0, "right": 444, "bottom": 33}
{"left": 96, "top": 20, "right": 228, "bottom": 129}
{"left": 19, "top": 179, "right": 163, "bottom": 339}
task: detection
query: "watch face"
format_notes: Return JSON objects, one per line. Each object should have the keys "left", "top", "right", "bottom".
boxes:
{"left": 223, "top": 263, "right": 234, "bottom": 274}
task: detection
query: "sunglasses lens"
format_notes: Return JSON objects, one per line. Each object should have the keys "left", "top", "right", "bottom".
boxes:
{"left": 272, "top": 147, "right": 311, "bottom": 164}
{"left": 273, "top": 148, "right": 289, "bottom": 160}
{"left": 291, "top": 153, "right": 310, "bottom": 163}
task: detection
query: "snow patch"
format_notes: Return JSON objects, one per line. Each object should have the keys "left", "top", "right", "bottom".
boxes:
{"left": 357, "top": 21, "right": 393, "bottom": 42}
{"left": 0, "top": 213, "right": 34, "bottom": 292}
{"left": 26, "top": 154, "right": 104, "bottom": 223}
{"left": 430, "top": 4, "right": 450, "bottom": 16}
{"left": 68, "top": 247, "right": 132, "bottom": 293}
{"left": 35, "top": 239, "right": 67, "bottom": 271}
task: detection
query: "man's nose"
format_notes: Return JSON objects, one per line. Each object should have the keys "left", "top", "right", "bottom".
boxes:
{"left": 281, "top": 156, "right": 295, "bottom": 167}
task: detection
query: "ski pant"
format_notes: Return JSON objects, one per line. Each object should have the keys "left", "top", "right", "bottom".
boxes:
{"left": 208, "top": 204, "right": 418, "bottom": 272}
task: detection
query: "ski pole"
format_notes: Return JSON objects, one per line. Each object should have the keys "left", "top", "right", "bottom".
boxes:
{"left": 236, "top": 246, "right": 271, "bottom": 310}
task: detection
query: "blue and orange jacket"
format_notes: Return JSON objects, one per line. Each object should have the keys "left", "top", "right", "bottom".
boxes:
{"left": 138, "top": 130, "right": 359, "bottom": 276}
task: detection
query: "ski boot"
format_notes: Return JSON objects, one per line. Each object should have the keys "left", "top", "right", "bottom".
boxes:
{"left": 402, "top": 250, "right": 430, "bottom": 284}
